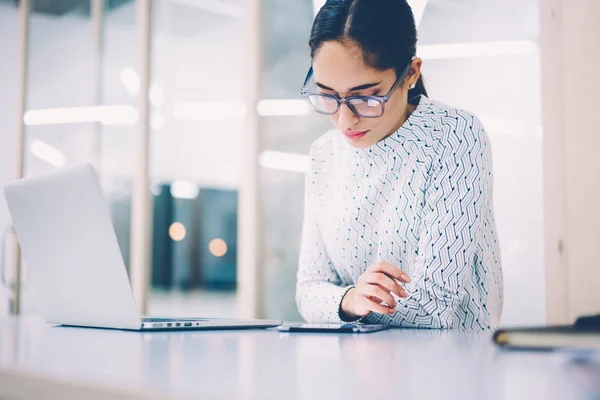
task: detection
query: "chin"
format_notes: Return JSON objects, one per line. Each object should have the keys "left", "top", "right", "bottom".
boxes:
{"left": 345, "top": 139, "right": 372, "bottom": 149}
{"left": 343, "top": 133, "right": 379, "bottom": 149}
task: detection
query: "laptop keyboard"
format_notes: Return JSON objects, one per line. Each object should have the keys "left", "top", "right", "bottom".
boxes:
{"left": 142, "top": 318, "right": 180, "bottom": 322}
{"left": 142, "top": 317, "right": 206, "bottom": 323}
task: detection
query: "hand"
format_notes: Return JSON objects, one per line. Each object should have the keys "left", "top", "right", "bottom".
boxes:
{"left": 341, "top": 261, "right": 411, "bottom": 319}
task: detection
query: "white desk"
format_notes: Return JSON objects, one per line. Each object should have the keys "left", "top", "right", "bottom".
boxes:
{"left": 0, "top": 316, "right": 597, "bottom": 399}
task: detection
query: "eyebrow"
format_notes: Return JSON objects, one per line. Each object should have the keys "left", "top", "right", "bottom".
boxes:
{"left": 315, "top": 81, "right": 382, "bottom": 92}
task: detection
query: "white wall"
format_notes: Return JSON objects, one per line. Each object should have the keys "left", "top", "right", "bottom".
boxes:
{"left": 0, "top": 4, "right": 18, "bottom": 316}
{"left": 541, "top": 0, "right": 600, "bottom": 324}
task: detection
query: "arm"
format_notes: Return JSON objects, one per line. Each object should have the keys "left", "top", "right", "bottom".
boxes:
{"left": 295, "top": 147, "right": 352, "bottom": 323}
{"left": 364, "top": 115, "right": 492, "bottom": 328}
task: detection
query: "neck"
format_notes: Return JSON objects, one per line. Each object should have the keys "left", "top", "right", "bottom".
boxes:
{"left": 381, "top": 102, "right": 416, "bottom": 141}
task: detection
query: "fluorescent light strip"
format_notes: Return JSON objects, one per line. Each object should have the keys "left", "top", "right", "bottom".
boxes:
{"left": 479, "top": 115, "right": 523, "bottom": 136}
{"left": 418, "top": 41, "right": 537, "bottom": 60}
{"left": 30, "top": 140, "right": 66, "bottom": 168}
{"left": 23, "top": 100, "right": 310, "bottom": 125}
{"left": 257, "top": 99, "right": 310, "bottom": 116}
{"left": 173, "top": 100, "right": 309, "bottom": 120}
{"left": 170, "top": 181, "right": 200, "bottom": 199}
{"left": 173, "top": 102, "right": 246, "bottom": 121}
{"left": 259, "top": 151, "right": 310, "bottom": 173}
{"left": 24, "top": 105, "right": 138, "bottom": 126}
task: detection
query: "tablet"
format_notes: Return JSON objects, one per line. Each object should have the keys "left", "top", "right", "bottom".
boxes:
{"left": 277, "top": 323, "right": 389, "bottom": 333}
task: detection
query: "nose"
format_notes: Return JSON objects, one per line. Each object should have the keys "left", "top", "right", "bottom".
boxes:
{"left": 337, "top": 102, "right": 359, "bottom": 130}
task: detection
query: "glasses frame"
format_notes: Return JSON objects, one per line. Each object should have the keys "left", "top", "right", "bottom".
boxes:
{"left": 300, "top": 57, "right": 415, "bottom": 118}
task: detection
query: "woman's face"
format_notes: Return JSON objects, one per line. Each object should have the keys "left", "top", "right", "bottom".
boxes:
{"left": 312, "top": 41, "right": 421, "bottom": 148}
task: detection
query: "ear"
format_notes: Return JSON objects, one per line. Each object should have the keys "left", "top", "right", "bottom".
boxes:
{"left": 405, "top": 57, "right": 423, "bottom": 87}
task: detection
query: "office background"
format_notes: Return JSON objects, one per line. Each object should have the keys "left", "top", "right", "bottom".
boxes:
{"left": 0, "top": 0, "right": 559, "bottom": 326}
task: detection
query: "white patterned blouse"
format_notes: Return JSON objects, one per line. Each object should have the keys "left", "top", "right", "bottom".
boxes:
{"left": 296, "top": 95, "right": 503, "bottom": 329}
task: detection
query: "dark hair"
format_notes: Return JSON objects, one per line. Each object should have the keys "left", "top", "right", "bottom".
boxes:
{"left": 309, "top": 0, "right": 427, "bottom": 97}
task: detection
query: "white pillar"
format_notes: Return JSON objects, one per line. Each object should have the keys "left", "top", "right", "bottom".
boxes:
{"left": 237, "top": 0, "right": 265, "bottom": 319}
{"left": 540, "top": 0, "right": 600, "bottom": 324}
{"left": 129, "top": 0, "right": 153, "bottom": 314}
{"left": 9, "top": 0, "right": 31, "bottom": 315}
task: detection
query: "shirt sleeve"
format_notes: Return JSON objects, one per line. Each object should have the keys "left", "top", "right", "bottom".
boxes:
{"left": 296, "top": 145, "right": 353, "bottom": 323}
{"left": 363, "top": 114, "right": 492, "bottom": 328}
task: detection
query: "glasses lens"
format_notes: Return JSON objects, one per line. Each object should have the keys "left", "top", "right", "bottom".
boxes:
{"left": 307, "top": 94, "right": 338, "bottom": 114}
{"left": 348, "top": 97, "right": 383, "bottom": 117}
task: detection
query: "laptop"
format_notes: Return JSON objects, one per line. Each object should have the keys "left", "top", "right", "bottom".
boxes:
{"left": 3, "top": 164, "right": 281, "bottom": 331}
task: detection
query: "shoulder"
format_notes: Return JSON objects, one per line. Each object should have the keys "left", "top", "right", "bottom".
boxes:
{"left": 309, "top": 129, "right": 337, "bottom": 158}
{"left": 419, "top": 97, "right": 486, "bottom": 144}
{"left": 303, "top": 130, "right": 339, "bottom": 195}
{"left": 308, "top": 129, "right": 341, "bottom": 170}
{"left": 305, "top": 128, "right": 357, "bottom": 195}
{"left": 417, "top": 97, "right": 489, "bottom": 162}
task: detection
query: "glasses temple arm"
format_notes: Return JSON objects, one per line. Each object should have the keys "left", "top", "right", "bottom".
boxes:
{"left": 301, "top": 66, "right": 314, "bottom": 89}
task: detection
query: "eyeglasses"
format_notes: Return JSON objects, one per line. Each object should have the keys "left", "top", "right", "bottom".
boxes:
{"left": 300, "top": 58, "right": 413, "bottom": 119}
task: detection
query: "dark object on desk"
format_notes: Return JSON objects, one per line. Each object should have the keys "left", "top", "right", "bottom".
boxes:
{"left": 493, "top": 314, "right": 600, "bottom": 350}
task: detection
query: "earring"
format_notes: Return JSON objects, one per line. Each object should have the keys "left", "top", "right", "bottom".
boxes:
{"left": 409, "top": 83, "right": 416, "bottom": 90}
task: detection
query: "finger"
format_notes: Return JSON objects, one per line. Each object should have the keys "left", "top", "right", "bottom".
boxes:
{"left": 366, "top": 294, "right": 403, "bottom": 307}
{"left": 364, "top": 272, "right": 403, "bottom": 297}
{"left": 363, "top": 284, "right": 396, "bottom": 308}
{"left": 369, "top": 261, "right": 411, "bottom": 283}
{"left": 388, "top": 286, "right": 409, "bottom": 299}
{"left": 381, "top": 262, "right": 411, "bottom": 283}
{"left": 358, "top": 295, "right": 396, "bottom": 315}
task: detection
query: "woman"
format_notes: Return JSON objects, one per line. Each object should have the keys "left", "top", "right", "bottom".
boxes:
{"left": 296, "top": 0, "right": 503, "bottom": 329}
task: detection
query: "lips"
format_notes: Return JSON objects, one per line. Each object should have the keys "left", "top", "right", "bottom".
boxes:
{"left": 343, "top": 130, "right": 369, "bottom": 140}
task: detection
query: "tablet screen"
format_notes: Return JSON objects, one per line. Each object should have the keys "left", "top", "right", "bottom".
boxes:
{"left": 277, "top": 323, "right": 389, "bottom": 333}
